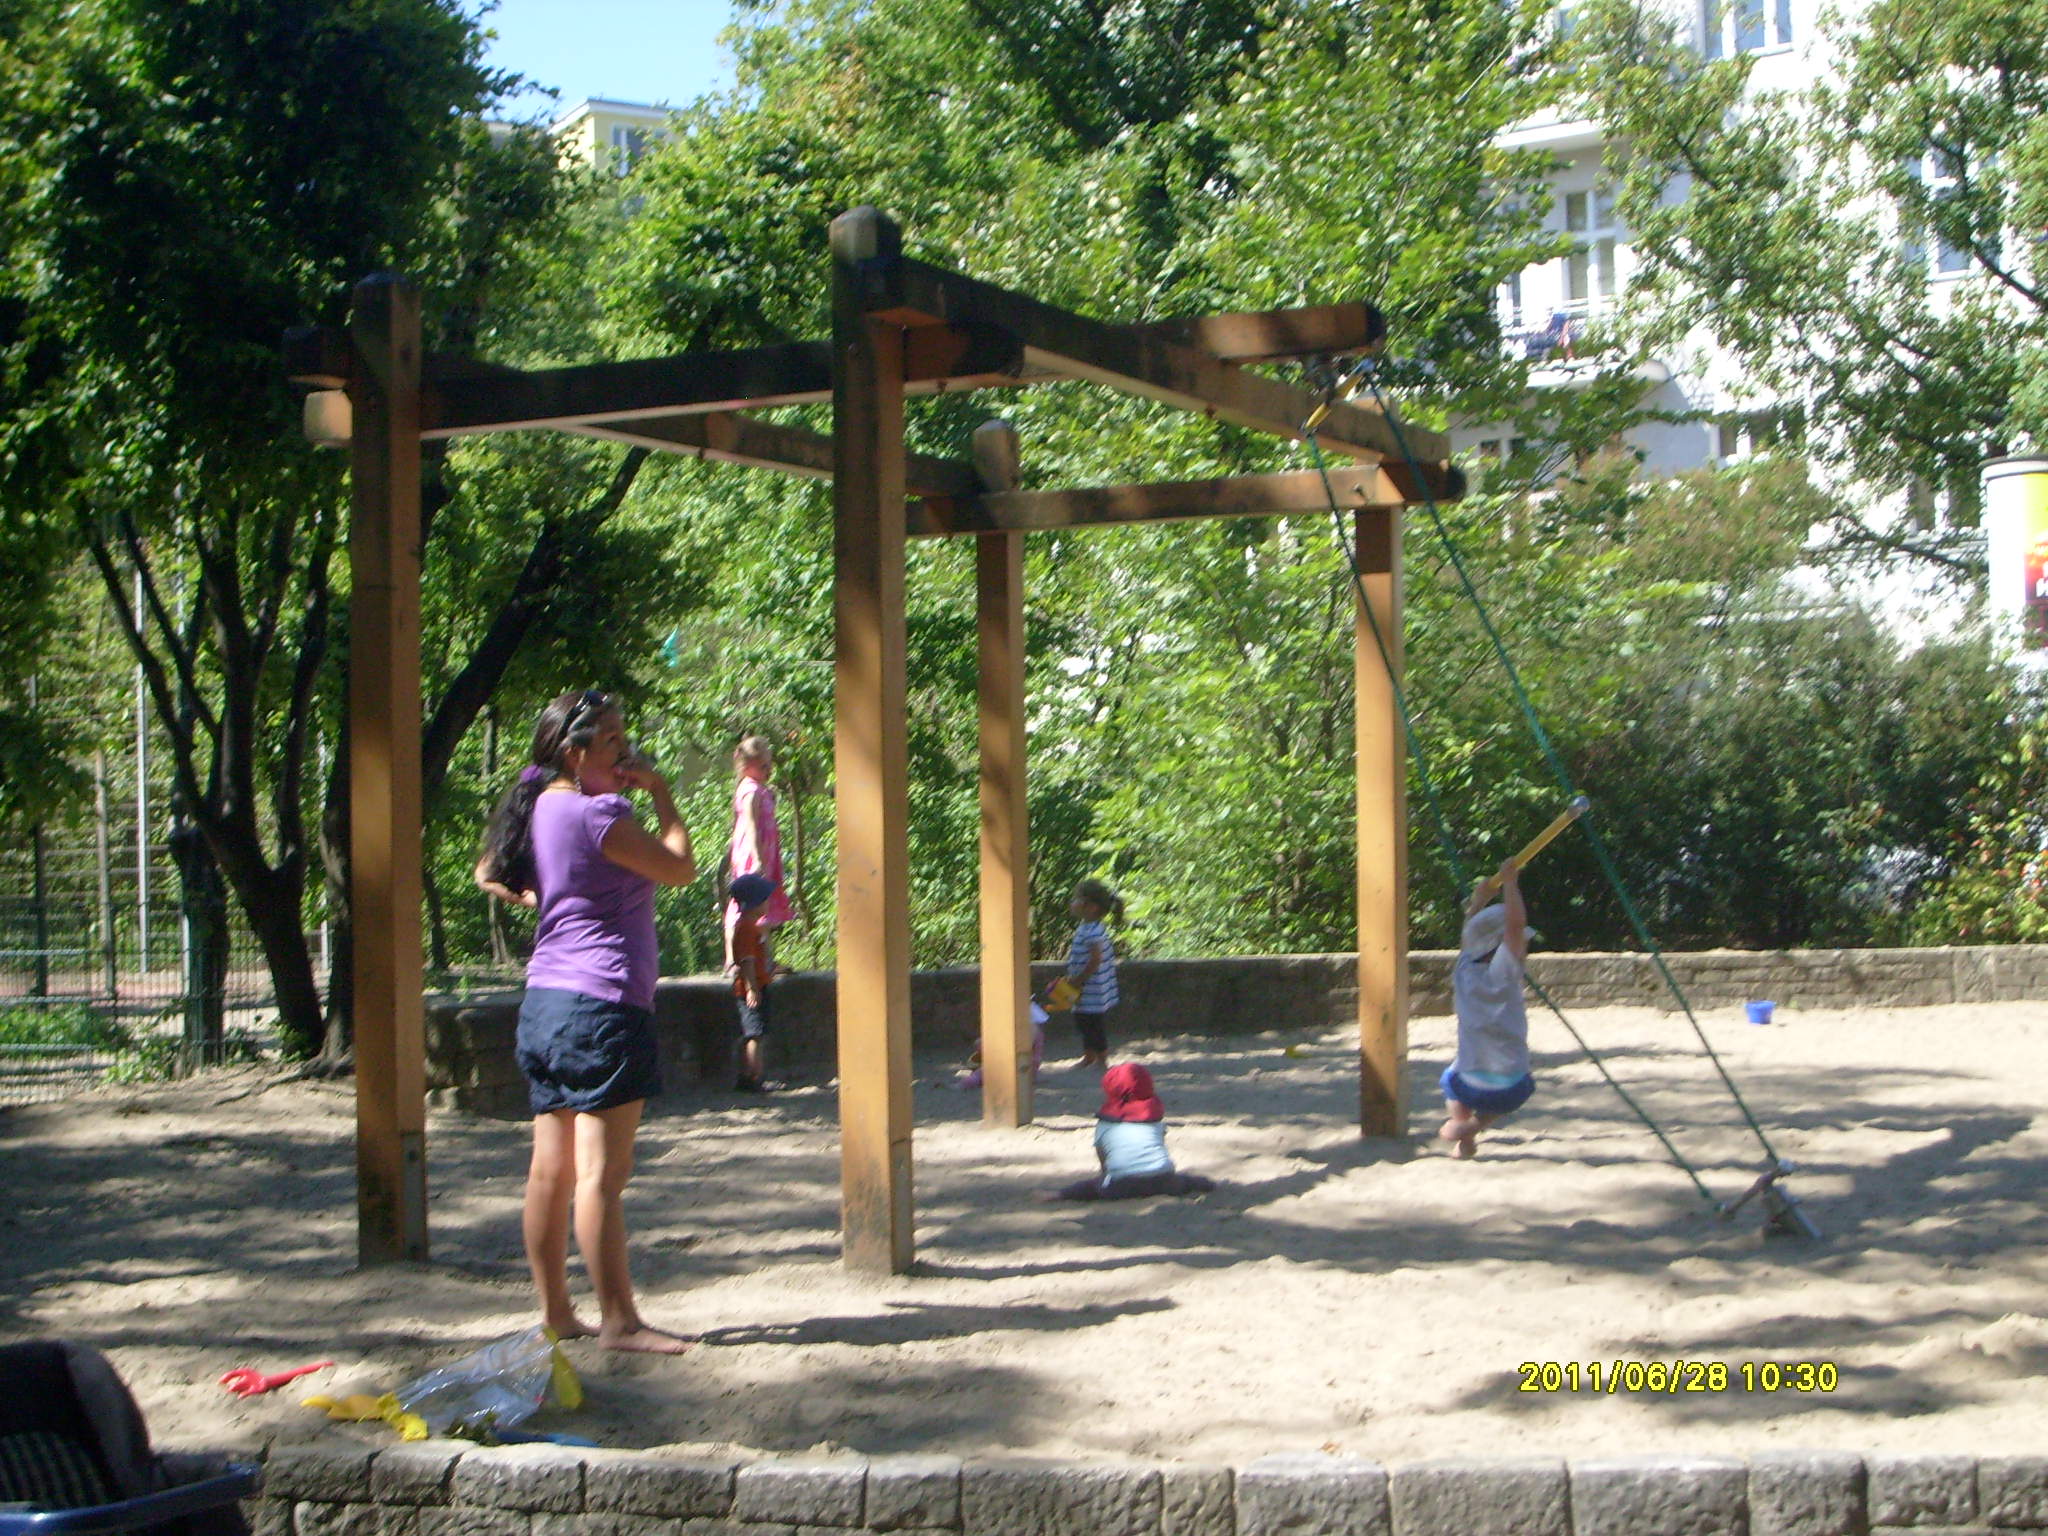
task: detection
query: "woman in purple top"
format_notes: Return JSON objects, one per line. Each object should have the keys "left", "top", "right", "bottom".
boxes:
{"left": 476, "top": 689, "right": 695, "bottom": 1354}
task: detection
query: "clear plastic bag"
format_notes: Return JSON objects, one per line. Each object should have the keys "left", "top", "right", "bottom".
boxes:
{"left": 391, "top": 1326, "right": 584, "bottom": 1441}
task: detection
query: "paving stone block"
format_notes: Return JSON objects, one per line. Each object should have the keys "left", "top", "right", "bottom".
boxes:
{"left": 372, "top": 1444, "right": 468, "bottom": 1507}
{"left": 1390, "top": 1457, "right": 1568, "bottom": 1536}
{"left": 382, "top": 1507, "right": 531, "bottom": 1536}
{"left": 1870, "top": 1528, "right": 1996, "bottom": 1536}
{"left": 1236, "top": 1453, "right": 1389, "bottom": 1536}
{"left": 533, "top": 1513, "right": 671, "bottom": 1536}
{"left": 295, "top": 1503, "right": 380, "bottom": 1536}
{"left": 582, "top": 1452, "right": 738, "bottom": 1518}
{"left": 733, "top": 1458, "right": 866, "bottom": 1528}
{"left": 248, "top": 1498, "right": 292, "bottom": 1536}
{"left": 1871, "top": 1457, "right": 1978, "bottom": 1527}
{"left": 1570, "top": 1456, "right": 1747, "bottom": 1536}
{"left": 960, "top": 1458, "right": 1163, "bottom": 1536}
{"left": 451, "top": 1446, "right": 584, "bottom": 1514}
{"left": 266, "top": 1446, "right": 377, "bottom": 1503}
{"left": 1978, "top": 1457, "right": 2048, "bottom": 1528}
{"left": 678, "top": 1521, "right": 793, "bottom": 1536}
{"left": 1161, "top": 1464, "right": 1233, "bottom": 1536}
{"left": 1749, "top": 1450, "right": 1867, "bottom": 1536}
{"left": 865, "top": 1456, "right": 962, "bottom": 1531}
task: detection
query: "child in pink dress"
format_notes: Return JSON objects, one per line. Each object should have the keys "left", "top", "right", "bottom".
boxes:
{"left": 724, "top": 735, "right": 793, "bottom": 964}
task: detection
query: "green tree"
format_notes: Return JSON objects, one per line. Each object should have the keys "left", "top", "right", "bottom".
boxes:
{"left": 0, "top": 0, "right": 507, "bottom": 1054}
{"left": 1575, "top": 0, "right": 2048, "bottom": 569}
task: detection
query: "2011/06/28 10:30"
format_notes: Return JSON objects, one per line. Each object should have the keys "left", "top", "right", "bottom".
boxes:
{"left": 1516, "top": 1360, "right": 1840, "bottom": 1394}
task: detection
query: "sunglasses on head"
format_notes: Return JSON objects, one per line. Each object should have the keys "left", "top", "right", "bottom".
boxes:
{"left": 567, "top": 689, "right": 611, "bottom": 726}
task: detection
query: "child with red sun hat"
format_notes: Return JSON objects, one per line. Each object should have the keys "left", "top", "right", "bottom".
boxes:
{"left": 1053, "top": 1062, "right": 1215, "bottom": 1201}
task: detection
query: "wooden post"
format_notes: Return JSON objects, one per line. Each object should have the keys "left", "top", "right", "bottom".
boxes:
{"left": 973, "top": 422, "right": 1032, "bottom": 1128}
{"left": 1355, "top": 508, "right": 1408, "bottom": 1137}
{"left": 830, "top": 209, "right": 915, "bottom": 1274}
{"left": 347, "top": 273, "right": 428, "bottom": 1263}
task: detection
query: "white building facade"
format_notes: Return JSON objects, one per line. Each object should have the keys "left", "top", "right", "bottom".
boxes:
{"left": 1453, "top": 0, "right": 1991, "bottom": 491}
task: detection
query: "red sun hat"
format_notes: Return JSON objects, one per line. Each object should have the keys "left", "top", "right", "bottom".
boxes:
{"left": 1098, "top": 1062, "right": 1164, "bottom": 1122}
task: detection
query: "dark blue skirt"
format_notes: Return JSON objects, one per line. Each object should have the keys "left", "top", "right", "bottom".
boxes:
{"left": 1441, "top": 1065, "right": 1535, "bottom": 1117}
{"left": 517, "top": 987, "right": 662, "bottom": 1115}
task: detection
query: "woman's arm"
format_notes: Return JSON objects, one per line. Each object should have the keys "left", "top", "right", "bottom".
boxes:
{"left": 473, "top": 855, "right": 536, "bottom": 909}
{"left": 600, "top": 774, "right": 697, "bottom": 886}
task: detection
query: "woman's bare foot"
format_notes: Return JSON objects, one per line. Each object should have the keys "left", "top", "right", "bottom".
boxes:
{"left": 599, "top": 1322, "right": 693, "bottom": 1355}
{"left": 545, "top": 1313, "right": 598, "bottom": 1340}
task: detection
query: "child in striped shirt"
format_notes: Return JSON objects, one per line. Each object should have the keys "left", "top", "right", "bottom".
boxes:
{"left": 1064, "top": 879, "right": 1123, "bottom": 1068}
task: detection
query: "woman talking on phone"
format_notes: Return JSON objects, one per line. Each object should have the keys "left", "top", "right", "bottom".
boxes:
{"left": 476, "top": 689, "right": 695, "bottom": 1353}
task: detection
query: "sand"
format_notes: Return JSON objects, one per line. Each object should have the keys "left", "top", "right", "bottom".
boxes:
{"left": 4, "top": 999, "right": 2045, "bottom": 1465}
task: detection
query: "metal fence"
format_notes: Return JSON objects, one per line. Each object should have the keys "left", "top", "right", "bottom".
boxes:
{"left": 0, "top": 887, "right": 311, "bottom": 1106}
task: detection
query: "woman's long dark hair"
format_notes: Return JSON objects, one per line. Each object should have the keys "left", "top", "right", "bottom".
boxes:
{"left": 477, "top": 690, "right": 613, "bottom": 894}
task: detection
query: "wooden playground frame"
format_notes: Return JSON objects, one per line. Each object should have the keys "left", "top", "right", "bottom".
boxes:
{"left": 289, "top": 207, "right": 1462, "bottom": 1275}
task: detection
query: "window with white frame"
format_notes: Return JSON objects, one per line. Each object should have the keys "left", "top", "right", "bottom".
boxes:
{"left": 1902, "top": 154, "right": 1974, "bottom": 277}
{"left": 609, "top": 124, "right": 649, "bottom": 173}
{"left": 1703, "top": 0, "right": 1792, "bottom": 57}
{"left": 1713, "top": 407, "right": 1802, "bottom": 464}
{"left": 1563, "top": 187, "right": 1620, "bottom": 318}
{"left": 1498, "top": 270, "right": 1525, "bottom": 334}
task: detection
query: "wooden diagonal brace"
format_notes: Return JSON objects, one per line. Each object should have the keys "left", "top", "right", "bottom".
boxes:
{"left": 873, "top": 257, "right": 1445, "bottom": 464}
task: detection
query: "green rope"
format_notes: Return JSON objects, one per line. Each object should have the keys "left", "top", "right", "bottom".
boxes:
{"left": 1308, "top": 433, "right": 1718, "bottom": 1204}
{"left": 1350, "top": 366, "right": 1785, "bottom": 1169}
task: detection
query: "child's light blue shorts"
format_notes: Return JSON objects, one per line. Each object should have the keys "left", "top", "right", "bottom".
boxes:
{"left": 1441, "top": 1066, "right": 1535, "bottom": 1117}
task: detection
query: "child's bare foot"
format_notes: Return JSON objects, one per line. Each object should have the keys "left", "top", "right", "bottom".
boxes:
{"left": 599, "top": 1323, "right": 693, "bottom": 1355}
{"left": 1438, "top": 1117, "right": 1470, "bottom": 1144}
{"left": 1452, "top": 1135, "right": 1477, "bottom": 1160}
{"left": 544, "top": 1313, "right": 598, "bottom": 1340}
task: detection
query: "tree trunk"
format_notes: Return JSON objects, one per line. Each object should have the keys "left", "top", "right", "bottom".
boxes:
{"left": 170, "top": 810, "right": 229, "bottom": 1063}
{"left": 242, "top": 871, "right": 324, "bottom": 1059}
{"left": 318, "top": 712, "right": 353, "bottom": 1059}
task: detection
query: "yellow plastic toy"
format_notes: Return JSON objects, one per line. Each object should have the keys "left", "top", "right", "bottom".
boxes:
{"left": 301, "top": 1392, "right": 428, "bottom": 1441}
{"left": 1043, "top": 976, "right": 1081, "bottom": 1012}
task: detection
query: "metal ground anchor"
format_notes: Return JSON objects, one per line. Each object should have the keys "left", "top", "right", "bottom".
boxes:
{"left": 1717, "top": 1160, "right": 1820, "bottom": 1239}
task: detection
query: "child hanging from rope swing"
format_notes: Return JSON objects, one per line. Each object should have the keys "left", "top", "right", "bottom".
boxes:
{"left": 1440, "top": 858, "right": 1535, "bottom": 1160}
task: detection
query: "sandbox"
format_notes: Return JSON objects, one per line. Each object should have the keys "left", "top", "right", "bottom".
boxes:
{"left": 5, "top": 1000, "right": 2045, "bottom": 1530}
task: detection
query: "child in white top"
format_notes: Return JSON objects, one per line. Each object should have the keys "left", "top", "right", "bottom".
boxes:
{"left": 1440, "top": 859, "right": 1534, "bottom": 1159}
{"left": 1064, "top": 879, "right": 1122, "bottom": 1068}
{"left": 1053, "top": 1063, "right": 1213, "bottom": 1201}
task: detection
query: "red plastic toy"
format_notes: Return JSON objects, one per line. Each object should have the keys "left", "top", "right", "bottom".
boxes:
{"left": 219, "top": 1360, "right": 334, "bottom": 1397}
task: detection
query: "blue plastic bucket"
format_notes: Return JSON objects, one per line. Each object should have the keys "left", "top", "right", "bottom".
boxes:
{"left": 1745, "top": 1000, "right": 1776, "bottom": 1025}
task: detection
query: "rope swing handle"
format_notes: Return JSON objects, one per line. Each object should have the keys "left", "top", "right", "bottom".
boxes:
{"left": 1469, "top": 795, "right": 1591, "bottom": 906}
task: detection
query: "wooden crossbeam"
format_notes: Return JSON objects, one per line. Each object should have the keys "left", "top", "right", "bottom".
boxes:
{"left": 421, "top": 323, "right": 1024, "bottom": 437}
{"left": 1138, "top": 302, "right": 1385, "bottom": 363}
{"left": 908, "top": 462, "right": 1462, "bottom": 537}
{"left": 572, "top": 412, "right": 980, "bottom": 499}
{"left": 872, "top": 258, "right": 1446, "bottom": 464}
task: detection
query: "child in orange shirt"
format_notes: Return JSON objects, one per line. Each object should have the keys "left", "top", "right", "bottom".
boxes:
{"left": 728, "top": 872, "right": 779, "bottom": 1093}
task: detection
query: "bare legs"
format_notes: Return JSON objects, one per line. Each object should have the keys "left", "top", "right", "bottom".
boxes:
{"left": 525, "top": 1110, "right": 594, "bottom": 1338}
{"left": 1438, "top": 1099, "right": 1498, "bottom": 1160}
{"left": 525, "top": 1101, "right": 688, "bottom": 1354}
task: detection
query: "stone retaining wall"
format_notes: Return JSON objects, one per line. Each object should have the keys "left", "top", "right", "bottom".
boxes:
{"left": 424, "top": 945, "right": 2048, "bottom": 1117}
{"left": 246, "top": 1440, "right": 2048, "bottom": 1536}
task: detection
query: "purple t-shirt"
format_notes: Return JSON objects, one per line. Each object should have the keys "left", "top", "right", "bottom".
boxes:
{"left": 525, "top": 790, "right": 658, "bottom": 1011}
